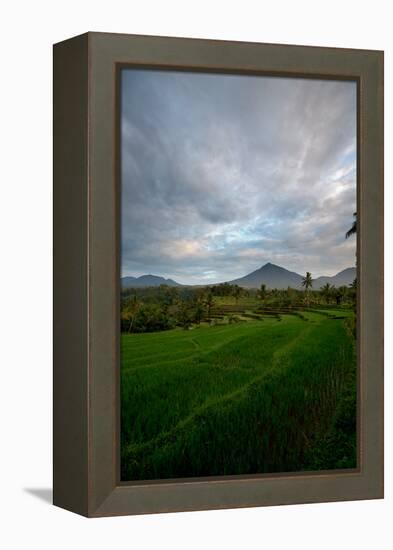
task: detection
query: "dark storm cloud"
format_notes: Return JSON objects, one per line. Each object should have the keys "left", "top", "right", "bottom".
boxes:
{"left": 121, "top": 70, "right": 356, "bottom": 284}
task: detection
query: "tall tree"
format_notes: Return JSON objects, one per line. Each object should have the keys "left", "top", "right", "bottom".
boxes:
{"left": 302, "top": 272, "right": 313, "bottom": 307}
{"left": 302, "top": 272, "right": 313, "bottom": 290}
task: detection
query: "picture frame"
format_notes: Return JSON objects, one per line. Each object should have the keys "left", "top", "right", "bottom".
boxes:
{"left": 53, "top": 32, "right": 383, "bottom": 517}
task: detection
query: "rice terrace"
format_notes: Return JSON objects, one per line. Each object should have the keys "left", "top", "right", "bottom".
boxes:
{"left": 120, "top": 266, "right": 357, "bottom": 480}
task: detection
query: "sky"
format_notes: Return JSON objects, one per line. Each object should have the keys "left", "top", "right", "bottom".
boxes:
{"left": 121, "top": 69, "right": 357, "bottom": 285}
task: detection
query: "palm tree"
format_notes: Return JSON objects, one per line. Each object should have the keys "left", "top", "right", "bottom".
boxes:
{"left": 350, "top": 277, "right": 357, "bottom": 290}
{"left": 346, "top": 212, "right": 357, "bottom": 239}
{"left": 302, "top": 272, "right": 313, "bottom": 290}
{"left": 302, "top": 272, "right": 313, "bottom": 307}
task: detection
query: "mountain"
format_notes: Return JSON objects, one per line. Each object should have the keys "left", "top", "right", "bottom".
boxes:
{"left": 229, "top": 263, "right": 303, "bottom": 289}
{"left": 121, "top": 274, "right": 181, "bottom": 288}
{"left": 228, "top": 263, "right": 356, "bottom": 290}
{"left": 121, "top": 265, "right": 356, "bottom": 290}
{"left": 313, "top": 268, "right": 356, "bottom": 289}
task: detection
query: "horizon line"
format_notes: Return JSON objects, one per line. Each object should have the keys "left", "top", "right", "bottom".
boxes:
{"left": 121, "top": 262, "right": 356, "bottom": 286}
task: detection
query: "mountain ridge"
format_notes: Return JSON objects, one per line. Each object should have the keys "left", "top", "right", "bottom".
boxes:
{"left": 121, "top": 274, "right": 181, "bottom": 288}
{"left": 121, "top": 263, "right": 356, "bottom": 289}
{"left": 229, "top": 263, "right": 356, "bottom": 290}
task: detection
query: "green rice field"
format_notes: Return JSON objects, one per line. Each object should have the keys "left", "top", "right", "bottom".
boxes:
{"left": 121, "top": 308, "right": 356, "bottom": 481}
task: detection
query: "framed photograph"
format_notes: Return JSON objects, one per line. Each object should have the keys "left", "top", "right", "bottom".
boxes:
{"left": 53, "top": 32, "right": 383, "bottom": 517}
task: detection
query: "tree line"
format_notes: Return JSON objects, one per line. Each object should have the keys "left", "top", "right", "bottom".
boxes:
{"left": 120, "top": 277, "right": 356, "bottom": 334}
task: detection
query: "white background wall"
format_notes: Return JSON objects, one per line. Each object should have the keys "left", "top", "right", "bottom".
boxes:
{"left": 0, "top": 1, "right": 391, "bottom": 548}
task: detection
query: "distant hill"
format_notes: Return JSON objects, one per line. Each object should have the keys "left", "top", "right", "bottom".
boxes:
{"left": 228, "top": 263, "right": 356, "bottom": 290}
{"left": 121, "top": 264, "right": 356, "bottom": 290}
{"left": 121, "top": 274, "right": 181, "bottom": 288}
{"left": 313, "top": 267, "right": 356, "bottom": 289}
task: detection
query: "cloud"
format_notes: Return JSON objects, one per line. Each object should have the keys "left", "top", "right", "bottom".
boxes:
{"left": 121, "top": 70, "right": 357, "bottom": 284}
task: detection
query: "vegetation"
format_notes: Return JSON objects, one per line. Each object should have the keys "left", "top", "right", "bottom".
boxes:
{"left": 120, "top": 280, "right": 356, "bottom": 334}
{"left": 346, "top": 212, "right": 357, "bottom": 239}
{"left": 120, "top": 280, "right": 357, "bottom": 481}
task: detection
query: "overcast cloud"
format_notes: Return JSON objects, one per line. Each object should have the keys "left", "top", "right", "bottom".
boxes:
{"left": 121, "top": 69, "right": 356, "bottom": 284}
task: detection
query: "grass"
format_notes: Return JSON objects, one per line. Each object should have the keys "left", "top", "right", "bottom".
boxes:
{"left": 121, "top": 309, "right": 356, "bottom": 481}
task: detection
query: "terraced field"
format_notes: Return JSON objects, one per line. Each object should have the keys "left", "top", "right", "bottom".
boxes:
{"left": 121, "top": 308, "right": 356, "bottom": 481}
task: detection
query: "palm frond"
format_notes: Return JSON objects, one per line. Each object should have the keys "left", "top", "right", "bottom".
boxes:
{"left": 345, "top": 213, "right": 357, "bottom": 239}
